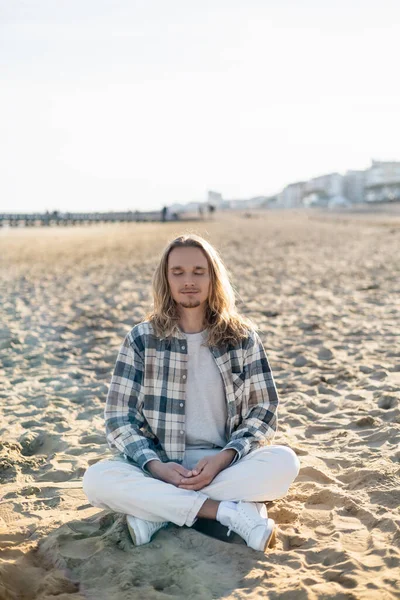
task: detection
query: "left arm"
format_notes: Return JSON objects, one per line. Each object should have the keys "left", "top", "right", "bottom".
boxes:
{"left": 221, "top": 330, "right": 279, "bottom": 464}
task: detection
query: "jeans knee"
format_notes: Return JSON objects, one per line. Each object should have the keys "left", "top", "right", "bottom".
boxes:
{"left": 268, "top": 447, "right": 300, "bottom": 499}
{"left": 262, "top": 446, "right": 300, "bottom": 498}
{"left": 278, "top": 446, "right": 301, "bottom": 480}
{"left": 82, "top": 463, "right": 103, "bottom": 501}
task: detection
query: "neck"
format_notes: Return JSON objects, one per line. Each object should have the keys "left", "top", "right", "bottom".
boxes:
{"left": 178, "top": 306, "right": 206, "bottom": 334}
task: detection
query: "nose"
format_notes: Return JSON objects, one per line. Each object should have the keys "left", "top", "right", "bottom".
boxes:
{"left": 182, "top": 278, "right": 197, "bottom": 290}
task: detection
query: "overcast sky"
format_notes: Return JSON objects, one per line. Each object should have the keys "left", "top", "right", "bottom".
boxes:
{"left": 1, "top": 0, "right": 400, "bottom": 213}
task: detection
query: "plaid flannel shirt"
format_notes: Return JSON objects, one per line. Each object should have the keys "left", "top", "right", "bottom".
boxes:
{"left": 104, "top": 321, "right": 279, "bottom": 472}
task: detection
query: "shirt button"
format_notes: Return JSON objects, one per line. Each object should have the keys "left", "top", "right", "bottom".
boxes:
{"left": 180, "top": 403, "right": 184, "bottom": 407}
{"left": 182, "top": 374, "right": 186, "bottom": 379}
{"left": 180, "top": 430, "right": 184, "bottom": 434}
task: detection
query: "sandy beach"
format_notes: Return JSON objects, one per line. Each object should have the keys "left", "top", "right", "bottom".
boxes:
{"left": 0, "top": 209, "right": 399, "bottom": 600}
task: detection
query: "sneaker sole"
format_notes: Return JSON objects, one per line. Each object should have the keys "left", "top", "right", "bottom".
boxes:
{"left": 127, "top": 517, "right": 169, "bottom": 546}
{"left": 127, "top": 519, "right": 144, "bottom": 545}
{"left": 262, "top": 519, "right": 276, "bottom": 551}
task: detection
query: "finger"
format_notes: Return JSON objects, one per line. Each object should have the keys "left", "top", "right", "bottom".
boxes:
{"left": 180, "top": 473, "right": 207, "bottom": 485}
{"left": 178, "top": 484, "right": 204, "bottom": 491}
{"left": 176, "top": 466, "right": 193, "bottom": 477}
{"left": 180, "top": 475, "right": 201, "bottom": 484}
{"left": 192, "top": 462, "right": 206, "bottom": 476}
{"left": 192, "top": 465, "right": 205, "bottom": 476}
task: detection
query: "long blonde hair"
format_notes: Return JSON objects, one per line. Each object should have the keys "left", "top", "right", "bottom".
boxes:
{"left": 145, "top": 234, "right": 256, "bottom": 347}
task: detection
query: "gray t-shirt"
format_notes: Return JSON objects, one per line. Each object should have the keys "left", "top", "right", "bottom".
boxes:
{"left": 184, "top": 329, "right": 228, "bottom": 449}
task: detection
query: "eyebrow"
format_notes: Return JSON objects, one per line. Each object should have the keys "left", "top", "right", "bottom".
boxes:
{"left": 169, "top": 265, "right": 207, "bottom": 270}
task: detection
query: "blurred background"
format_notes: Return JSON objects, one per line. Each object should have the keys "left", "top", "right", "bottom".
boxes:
{"left": 1, "top": 0, "right": 400, "bottom": 219}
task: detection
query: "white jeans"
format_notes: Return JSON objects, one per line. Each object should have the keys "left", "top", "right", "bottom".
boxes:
{"left": 82, "top": 445, "right": 300, "bottom": 528}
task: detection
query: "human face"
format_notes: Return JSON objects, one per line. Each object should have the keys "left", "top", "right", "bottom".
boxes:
{"left": 167, "top": 246, "right": 211, "bottom": 310}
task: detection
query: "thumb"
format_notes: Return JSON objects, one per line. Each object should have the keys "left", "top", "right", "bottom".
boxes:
{"left": 193, "top": 458, "right": 207, "bottom": 475}
{"left": 176, "top": 465, "right": 193, "bottom": 477}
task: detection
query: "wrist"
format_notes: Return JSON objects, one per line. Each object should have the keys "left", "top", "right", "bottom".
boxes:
{"left": 146, "top": 459, "right": 164, "bottom": 475}
{"left": 218, "top": 449, "right": 237, "bottom": 467}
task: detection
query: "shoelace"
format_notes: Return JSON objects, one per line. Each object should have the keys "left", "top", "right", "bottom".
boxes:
{"left": 227, "top": 507, "right": 259, "bottom": 538}
{"left": 148, "top": 521, "right": 167, "bottom": 534}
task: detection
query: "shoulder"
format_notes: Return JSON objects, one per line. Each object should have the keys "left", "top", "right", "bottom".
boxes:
{"left": 241, "top": 328, "right": 264, "bottom": 355}
{"left": 222, "top": 326, "right": 260, "bottom": 355}
{"left": 125, "top": 320, "right": 158, "bottom": 353}
{"left": 241, "top": 326, "right": 260, "bottom": 347}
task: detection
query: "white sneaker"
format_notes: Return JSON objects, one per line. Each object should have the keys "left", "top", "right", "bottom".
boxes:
{"left": 257, "top": 502, "right": 268, "bottom": 520}
{"left": 126, "top": 515, "right": 169, "bottom": 546}
{"left": 226, "top": 501, "right": 276, "bottom": 551}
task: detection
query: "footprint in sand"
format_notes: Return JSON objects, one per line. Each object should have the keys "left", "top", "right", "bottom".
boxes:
{"left": 79, "top": 434, "right": 107, "bottom": 445}
{"left": 317, "top": 346, "right": 335, "bottom": 361}
{"left": 377, "top": 394, "right": 398, "bottom": 409}
{"left": 37, "top": 466, "right": 81, "bottom": 482}
{"left": 355, "top": 415, "right": 376, "bottom": 427}
{"left": 369, "top": 370, "right": 388, "bottom": 381}
{"left": 298, "top": 465, "right": 339, "bottom": 485}
{"left": 269, "top": 506, "right": 299, "bottom": 524}
{"left": 324, "top": 570, "right": 358, "bottom": 589}
{"left": 18, "top": 430, "right": 45, "bottom": 456}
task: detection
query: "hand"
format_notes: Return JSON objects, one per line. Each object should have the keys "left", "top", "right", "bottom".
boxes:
{"left": 178, "top": 453, "right": 230, "bottom": 491}
{"left": 147, "top": 461, "right": 195, "bottom": 487}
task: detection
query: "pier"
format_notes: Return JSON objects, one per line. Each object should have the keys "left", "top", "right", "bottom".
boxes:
{"left": 0, "top": 209, "right": 190, "bottom": 227}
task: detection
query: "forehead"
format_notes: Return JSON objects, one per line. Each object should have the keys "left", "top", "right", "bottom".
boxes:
{"left": 168, "top": 246, "right": 208, "bottom": 267}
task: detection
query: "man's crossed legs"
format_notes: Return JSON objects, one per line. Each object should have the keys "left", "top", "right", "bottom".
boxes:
{"left": 82, "top": 445, "right": 300, "bottom": 552}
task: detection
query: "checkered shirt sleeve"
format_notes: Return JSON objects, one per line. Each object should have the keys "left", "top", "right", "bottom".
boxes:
{"left": 104, "top": 334, "right": 162, "bottom": 473}
{"left": 222, "top": 331, "right": 279, "bottom": 463}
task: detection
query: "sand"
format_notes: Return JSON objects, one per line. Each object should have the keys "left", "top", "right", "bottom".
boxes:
{"left": 0, "top": 209, "right": 399, "bottom": 600}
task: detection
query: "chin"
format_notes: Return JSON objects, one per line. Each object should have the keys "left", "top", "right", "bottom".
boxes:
{"left": 179, "top": 300, "right": 202, "bottom": 309}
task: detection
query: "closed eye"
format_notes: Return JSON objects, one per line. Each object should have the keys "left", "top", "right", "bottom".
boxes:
{"left": 172, "top": 272, "right": 205, "bottom": 276}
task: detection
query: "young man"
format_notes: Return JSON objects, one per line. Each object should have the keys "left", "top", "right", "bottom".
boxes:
{"left": 82, "top": 234, "right": 300, "bottom": 552}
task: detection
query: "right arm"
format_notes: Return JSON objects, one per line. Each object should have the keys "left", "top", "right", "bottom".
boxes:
{"left": 104, "top": 333, "right": 193, "bottom": 482}
{"left": 104, "top": 333, "right": 162, "bottom": 473}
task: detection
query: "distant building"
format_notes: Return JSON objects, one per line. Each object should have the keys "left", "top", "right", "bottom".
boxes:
{"left": 168, "top": 203, "right": 186, "bottom": 213}
{"left": 219, "top": 196, "right": 274, "bottom": 210}
{"left": 165, "top": 160, "right": 400, "bottom": 216}
{"left": 221, "top": 198, "right": 247, "bottom": 210}
{"left": 364, "top": 160, "right": 400, "bottom": 203}
{"left": 277, "top": 181, "right": 307, "bottom": 208}
{"left": 168, "top": 202, "right": 202, "bottom": 214}
{"left": 343, "top": 170, "right": 365, "bottom": 203}
{"left": 302, "top": 173, "right": 343, "bottom": 207}
{"left": 247, "top": 196, "right": 272, "bottom": 208}
{"left": 263, "top": 195, "right": 280, "bottom": 208}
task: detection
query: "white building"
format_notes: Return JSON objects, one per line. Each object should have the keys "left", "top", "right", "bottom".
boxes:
{"left": 277, "top": 181, "right": 307, "bottom": 208}
{"left": 304, "top": 172, "right": 343, "bottom": 197}
{"left": 364, "top": 161, "right": 400, "bottom": 202}
{"left": 343, "top": 170, "right": 365, "bottom": 203}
